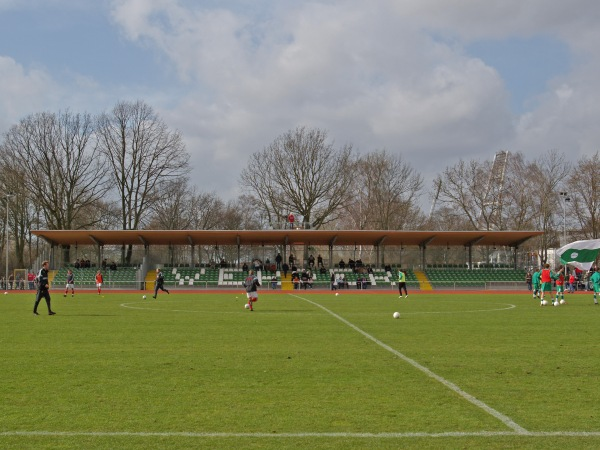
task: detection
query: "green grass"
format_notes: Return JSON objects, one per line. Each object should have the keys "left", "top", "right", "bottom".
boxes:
{"left": 2, "top": 289, "right": 600, "bottom": 449}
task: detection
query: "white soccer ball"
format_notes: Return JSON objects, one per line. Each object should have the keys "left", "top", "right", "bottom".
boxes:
{"left": 335, "top": 293, "right": 339, "bottom": 296}
{"left": 142, "top": 295, "right": 146, "bottom": 299}
{"left": 393, "top": 311, "right": 400, "bottom": 319}
{"left": 541, "top": 300, "right": 548, "bottom": 306}
{"left": 560, "top": 299, "right": 566, "bottom": 305}
{"left": 553, "top": 301, "right": 559, "bottom": 307}
{"left": 3, "top": 291, "right": 6, "bottom": 295}
{"left": 244, "top": 303, "right": 250, "bottom": 309}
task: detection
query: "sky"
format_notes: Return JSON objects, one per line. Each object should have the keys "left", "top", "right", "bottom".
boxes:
{"left": 0, "top": 0, "right": 598, "bottom": 210}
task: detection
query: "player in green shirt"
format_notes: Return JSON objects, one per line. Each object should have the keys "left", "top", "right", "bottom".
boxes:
{"left": 398, "top": 269, "right": 408, "bottom": 298}
{"left": 531, "top": 268, "right": 542, "bottom": 299}
{"left": 590, "top": 270, "right": 600, "bottom": 305}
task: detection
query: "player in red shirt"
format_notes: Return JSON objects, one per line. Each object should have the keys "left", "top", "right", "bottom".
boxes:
{"left": 95, "top": 270, "right": 104, "bottom": 295}
{"left": 539, "top": 264, "right": 553, "bottom": 304}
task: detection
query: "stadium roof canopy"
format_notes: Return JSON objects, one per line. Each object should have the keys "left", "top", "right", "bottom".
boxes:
{"left": 32, "top": 229, "right": 543, "bottom": 248}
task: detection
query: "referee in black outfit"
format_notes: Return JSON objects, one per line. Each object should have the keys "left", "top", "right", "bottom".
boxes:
{"left": 33, "top": 260, "right": 56, "bottom": 316}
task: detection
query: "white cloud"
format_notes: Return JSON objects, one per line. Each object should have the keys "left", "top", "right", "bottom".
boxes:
{"left": 109, "top": 0, "right": 522, "bottom": 198}
{"left": 3, "top": 0, "right": 600, "bottom": 206}
{"left": 0, "top": 56, "right": 58, "bottom": 130}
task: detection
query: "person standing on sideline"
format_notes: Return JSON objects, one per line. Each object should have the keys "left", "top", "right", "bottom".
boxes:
{"left": 33, "top": 261, "right": 56, "bottom": 316}
{"left": 525, "top": 271, "right": 532, "bottom": 291}
{"left": 64, "top": 269, "right": 75, "bottom": 297}
{"left": 532, "top": 267, "right": 542, "bottom": 299}
{"left": 568, "top": 272, "right": 576, "bottom": 293}
{"left": 244, "top": 269, "right": 260, "bottom": 311}
{"left": 555, "top": 265, "right": 566, "bottom": 304}
{"left": 590, "top": 269, "right": 600, "bottom": 305}
{"left": 95, "top": 270, "right": 104, "bottom": 295}
{"left": 153, "top": 267, "right": 170, "bottom": 298}
{"left": 398, "top": 269, "right": 408, "bottom": 298}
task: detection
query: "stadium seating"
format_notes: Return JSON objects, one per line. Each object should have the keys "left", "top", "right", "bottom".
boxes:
{"left": 52, "top": 266, "right": 139, "bottom": 289}
{"left": 425, "top": 268, "right": 526, "bottom": 288}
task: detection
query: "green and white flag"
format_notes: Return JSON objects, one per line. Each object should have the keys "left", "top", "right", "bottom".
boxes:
{"left": 557, "top": 239, "right": 600, "bottom": 270}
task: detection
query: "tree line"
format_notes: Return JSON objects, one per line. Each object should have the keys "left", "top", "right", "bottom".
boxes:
{"left": 1, "top": 100, "right": 598, "bottom": 268}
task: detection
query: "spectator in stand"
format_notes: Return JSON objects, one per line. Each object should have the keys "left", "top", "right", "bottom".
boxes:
{"left": 348, "top": 258, "right": 355, "bottom": 271}
{"left": 74, "top": 259, "right": 81, "bottom": 269}
{"left": 292, "top": 274, "right": 300, "bottom": 289}
{"left": 308, "top": 254, "right": 315, "bottom": 269}
{"left": 110, "top": 261, "right": 117, "bottom": 271}
{"left": 289, "top": 254, "right": 295, "bottom": 266}
{"left": 282, "top": 262, "right": 289, "bottom": 278}
{"left": 300, "top": 270, "right": 309, "bottom": 289}
{"left": 384, "top": 264, "right": 392, "bottom": 273}
{"left": 330, "top": 273, "right": 337, "bottom": 291}
{"left": 288, "top": 212, "right": 295, "bottom": 229}
{"left": 339, "top": 259, "right": 346, "bottom": 269}
{"left": 525, "top": 271, "right": 532, "bottom": 291}
{"left": 242, "top": 262, "right": 249, "bottom": 272}
{"left": 275, "top": 253, "right": 282, "bottom": 270}
{"left": 317, "top": 254, "right": 324, "bottom": 268}
{"left": 271, "top": 275, "right": 278, "bottom": 290}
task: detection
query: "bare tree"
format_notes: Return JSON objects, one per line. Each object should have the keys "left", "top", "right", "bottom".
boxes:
{"left": 1, "top": 111, "right": 109, "bottom": 229}
{"left": 529, "top": 149, "right": 570, "bottom": 262}
{"left": 239, "top": 126, "right": 354, "bottom": 229}
{"left": 342, "top": 150, "right": 423, "bottom": 230}
{"left": 433, "top": 159, "right": 494, "bottom": 230}
{"left": 96, "top": 100, "right": 190, "bottom": 263}
{"left": 0, "top": 110, "right": 110, "bottom": 264}
{"left": 566, "top": 151, "right": 600, "bottom": 239}
{"left": 500, "top": 152, "right": 539, "bottom": 230}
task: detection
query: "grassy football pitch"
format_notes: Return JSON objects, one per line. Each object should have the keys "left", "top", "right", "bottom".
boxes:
{"left": 2, "top": 289, "right": 600, "bottom": 449}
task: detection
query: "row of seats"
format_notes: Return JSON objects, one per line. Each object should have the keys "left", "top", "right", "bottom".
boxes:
{"left": 53, "top": 267, "right": 138, "bottom": 286}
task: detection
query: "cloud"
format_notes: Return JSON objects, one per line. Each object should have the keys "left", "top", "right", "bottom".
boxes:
{"left": 3, "top": 0, "right": 599, "bottom": 207}
{"left": 109, "top": 0, "right": 521, "bottom": 198}
{"left": 0, "top": 56, "right": 58, "bottom": 130}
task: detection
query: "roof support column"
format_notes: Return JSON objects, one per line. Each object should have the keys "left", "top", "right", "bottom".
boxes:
{"left": 236, "top": 236, "right": 241, "bottom": 269}
{"left": 188, "top": 236, "right": 195, "bottom": 267}
{"left": 89, "top": 236, "right": 103, "bottom": 269}
{"left": 419, "top": 236, "right": 435, "bottom": 271}
{"left": 513, "top": 246, "right": 518, "bottom": 270}
{"left": 375, "top": 236, "right": 387, "bottom": 270}
{"left": 283, "top": 236, "right": 289, "bottom": 269}
{"left": 467, "top": 244, "right": 472, "bottom": 270}
{"left": 328, "top": 235, "right": 338, "bottom": 270}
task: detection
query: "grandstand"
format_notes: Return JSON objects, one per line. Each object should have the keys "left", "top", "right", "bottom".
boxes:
{"left": 50, "top": 264, "right": 528, "bottom": 291}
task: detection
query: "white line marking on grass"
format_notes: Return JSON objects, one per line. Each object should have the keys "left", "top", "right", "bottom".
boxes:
{"left": 4, "top": 430, "right": 600, "bottom": 438}
{"left": 400, "top": 303, "right": 517, "bottom": 315}
{"left": 290, "top": 294, "right": 530, "bottom": 435}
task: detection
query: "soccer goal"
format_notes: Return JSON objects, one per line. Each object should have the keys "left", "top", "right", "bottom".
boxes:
{"left": 12, "top": 268, "right": 28, "bottom": 290}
